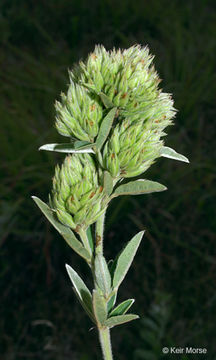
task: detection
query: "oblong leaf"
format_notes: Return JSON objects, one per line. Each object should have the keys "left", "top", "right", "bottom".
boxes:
{"left": 112, "top": 231, "right": 144, "bottom": 289}
{"left": 39, "top": 143, "right": 94, "bottom": 153}
{"left": 107, "top": 292, "right": 117, "bottom": 313}
{"left": 94, "top": 254, "right": 111, "bottom": 296}
{"left": 32, "top": 196, "right": 91, "bottom": 262}
{"left": 72, "top": 286, "right": 96, "bottom": 323}
{"left": 160, "top": 146, "right": 189, "bottom": 163}
{"left": 73, "top": 140, "right": 95, "bottom": 150}
{"left": 104, "top": 314, "right": 139, "bottom": 328}
{"left": 109, "top": 299, "right": 134, "bottom": 316}
{"left": 112, "top": 180, "right": 167, "bottom": 198}
{"left": 95, "top": 107, "right": 117, "bottom": 150}
{"left": 92, "top": 289, "right": 107, "bottom": 325}
{"left": 99, "top": 92, "right": 115, "bottom": 108}
{"left": 65, "top": 264, "right": 94, "bottom": 320}
{"left": 86, "top": 226, "right": 94, "bottom": 252}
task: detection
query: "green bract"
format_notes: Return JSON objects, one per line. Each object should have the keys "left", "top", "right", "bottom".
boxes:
{"left": 49, "top": 154, "right": 108, "bottom": 231}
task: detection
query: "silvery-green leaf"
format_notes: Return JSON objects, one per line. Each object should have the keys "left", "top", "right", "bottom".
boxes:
{"left": 103, "top": 171, "right": 113, "bottom": 195}
{"left": 99, "top": 92, "right": 115, "bottom": 108}
{"left": 94, "top": 254, "right": 111, "bottom": 296}
{"left": 107, "top": 292, "right": 117, "bottom": 313}
{"left": 65, "top": 264, "right": 94, "bottom": 321}
{"left": 95, "top": 107, "right": 117, "bottom": 150}
{"left": 112, "top": 180, "right": 167, "bottom": 198}
{"left": 104, "top": 314, "right": 139, "bottom": 328}
{"left": 92, "top": 289, "right": 107, "bottom": 325}
{"left": 73, "top": 140, "right": 96, "bottom": 150}
{"left": 86, "top": 226, "right": 94, "bottom": 252}
{"left": 72, "top": 286, "right": 96, "bottom": 323}
{"left": 109, "top": 299, "right": 134, "bottom": 316}
{"left": 39, "top": 143, "right": 94, "bottom": 153}
{"left": 160, "top": 146, "right": 189, "bottom": 163}
{"left": 32, "top": 196, "right": 91, "bottom": 262}
{"left": 112, "top": 231, "right": 144, "bottom": 289}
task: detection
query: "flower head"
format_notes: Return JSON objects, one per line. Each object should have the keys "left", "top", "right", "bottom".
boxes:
{"left": 50, "top": 154, "right": 108, "bottom": 231}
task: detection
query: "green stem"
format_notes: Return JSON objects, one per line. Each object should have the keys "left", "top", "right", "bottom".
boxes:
{"left": 95, "top": 211, "right": 106, "bottom": 255}
{"left": 98, "top": 327, "right": 113, "bottom": 360}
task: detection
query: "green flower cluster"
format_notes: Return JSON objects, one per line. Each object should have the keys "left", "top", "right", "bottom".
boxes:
{"left": 51, "top": 45, "right": 176, "bottom": 228}
{"left": 55, "top": 83, "right": 103, "bottom": 142}
{"left": 50, "top": 154, "right": 108, "bottom": 231}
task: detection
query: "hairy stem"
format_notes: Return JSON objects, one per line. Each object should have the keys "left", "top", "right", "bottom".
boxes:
{"left": 95, "top": 211, "right": 106, "bottom": 255}
{"left": 95, "top": 211, "right": 114, "bottom": 359}
{"left": 98, "top": 327, "right": 113, "bottom": 360}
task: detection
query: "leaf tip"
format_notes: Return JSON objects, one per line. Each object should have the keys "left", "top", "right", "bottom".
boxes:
{"left": 65, "top": 264, "right": 71, "bottom": 273}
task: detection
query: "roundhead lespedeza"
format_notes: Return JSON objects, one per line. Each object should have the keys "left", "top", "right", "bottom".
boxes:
{"left": 32, "top": 44, "right": 189, "bottom": 360}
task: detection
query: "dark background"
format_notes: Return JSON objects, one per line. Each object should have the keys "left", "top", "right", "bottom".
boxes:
{"left": 1, "top": 0, "right": 216, "bottom": 359}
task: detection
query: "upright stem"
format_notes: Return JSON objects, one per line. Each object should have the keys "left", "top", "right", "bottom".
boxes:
{"left": 95, "top": 211, "right": 114, "bottom": 359}
{"left": 98, "top": 327, "right": 113, "bottom": 360}
{"left": 95, "top": 211, "right": 106, "bottom": 255}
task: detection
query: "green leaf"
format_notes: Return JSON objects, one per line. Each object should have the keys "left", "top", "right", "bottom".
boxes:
{"left": 94, "top": 254, "right": 111, "bottom": 296}
{"left": 112, "top": 231, "right": 144, "bottom": 289}
{"left": 109, "top": 299, "right": 134, "bottom": 316}
{"left": 39, "top": 143, "right": 94, "bottom": 153}
{"left": 112, "top": 180, "right": 167, "bottom": 198}
{"left": 160, "top": 146, "right": 189, "bottom": 163}
{"left": 99, "top": 92, "right": 115, "bottom": 108}
{"left": 32, "top": 196, "right": 91, "bottom": 262}
{"left": 92, "top": 289, "right": 107, "bottom": 325}
{"left": 107, "top": 292, "right": 117, "bottom": 313}
{"left": 65, "top": 264, "right": 94, "bottom": 321}
{"left": 104, "top": 314, "right": 139, "bottom": 328}
{"left": 73, "top": 140, "right": 95, "bottom": 149}
{"left": 86, "top": 226, "right": 94, "bottom": 252}
{"left": 103, "top": 171, "right": 113, "bottom": 195}
{"left": 95, "top": 107, "right": 117, "bottom": 150}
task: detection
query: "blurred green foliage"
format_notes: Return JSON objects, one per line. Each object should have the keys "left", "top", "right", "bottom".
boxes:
{"left": 0, "top": 0, "right": 216, "bottom": 359}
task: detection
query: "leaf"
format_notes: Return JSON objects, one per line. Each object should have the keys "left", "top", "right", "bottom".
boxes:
{"left": 65, "top": 264, "right": 94, "bottom": 321}
{"left": 73, "top": 140, "right": 95, "bottom": 150}
{"left": 112, "top": 180, "right": 167, "bottom": 198}
{"left": 107, "top": 292, "right": 117, "bottom": 313}
{"left": 72, "top": 286, "right": 95, "bottom": 324}
{"left": 39, "top": 143, "right": 94, "bottom": 153}
{"left": 103, "top": 171, "right": 113, "bottom": 195}
{"left": 86, "top": 226, "right": 94, "bottom": 252}
{"left": 99, "top": 92, "right": 115, "bottom": 108}
{"left": 94, "top": 254, "right": 111, "bottom": 296}
{"left": 104, "top": 314, "right": 139, "bottom": 328}
{"left": 160, "top": 146, "right": 189, "bottom": 163}
{"left": 109, "top": 299, "right": 134, "bottom": 316}
{"left": 112, "top": 231, "right": 144, "bottom": 289}
{"left": 32, "top": 196, "right": 91, "bottom": 262}
{"left": 95, "top": 107, "right": 117, "bottom": 150}
{"left": 92, "top": 289, "right": 107, "bottom": 325}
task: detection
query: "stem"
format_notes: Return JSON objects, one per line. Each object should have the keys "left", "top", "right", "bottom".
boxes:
{"left": 95, "top": 211, "right": 114, "bottom": 359}
{"left": 95, "top": 211, "right": 106, "bottom": 255}
{"left": 98, "top": 327, "right": 113, "bottom": 360}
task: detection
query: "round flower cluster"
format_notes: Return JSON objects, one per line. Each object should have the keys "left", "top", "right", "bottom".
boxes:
{"left": 50, "top": 154, "right": 108, "bottom": 230}
{"left": 51, "top": 45, "right": 176, "bottom": 229}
